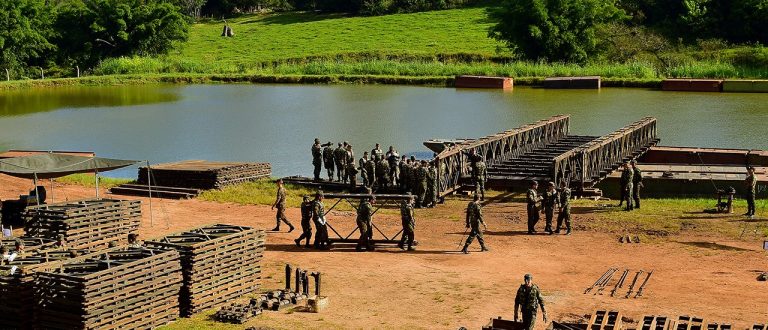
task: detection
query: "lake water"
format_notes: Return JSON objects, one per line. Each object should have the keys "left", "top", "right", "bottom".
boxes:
{"left": 1, "top": 84, "right": 766, "bottom": 178}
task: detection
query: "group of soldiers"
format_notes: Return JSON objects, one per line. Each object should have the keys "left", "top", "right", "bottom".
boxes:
{"left": 524, "top": 180, "right": 573, "bottom": 235}
{"left": 618, "top": 160, "right": 644, "bottom": 211}
{"left": 311, "top": 138, "right": 440, "bottom": 208}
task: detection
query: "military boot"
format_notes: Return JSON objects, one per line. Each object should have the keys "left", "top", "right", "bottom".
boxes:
{"left": 288, "top": 224, "right": 295, "bottom": 233}
{"left": 480, "top": 246, "right": 490, "bottom": 252}
{"left": 461, "top": 245, "right": 469, "bottom": 254}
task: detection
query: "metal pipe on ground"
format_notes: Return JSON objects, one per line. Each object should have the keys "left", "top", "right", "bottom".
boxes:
{"left": 625, "top": 270, "right": 645, "bottom": 298}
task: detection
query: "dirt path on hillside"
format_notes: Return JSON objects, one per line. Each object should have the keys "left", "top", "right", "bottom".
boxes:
{"left": 2, "top": 175, "right": 766, "bottom": 329}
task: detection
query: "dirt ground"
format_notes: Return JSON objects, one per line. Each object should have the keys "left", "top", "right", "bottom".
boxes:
{"left": 2, "top": 175, "right": 767, "bottom": 329}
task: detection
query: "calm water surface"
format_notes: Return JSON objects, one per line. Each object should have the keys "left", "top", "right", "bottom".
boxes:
{"left": 0, "top": 84, "right": 766, "bottom": 178}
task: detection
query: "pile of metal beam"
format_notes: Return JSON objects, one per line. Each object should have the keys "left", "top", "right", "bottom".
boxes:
{"left": 137, "top": 160, "right": 272, "bottom": 190}
{"left": 145, "top": 224, "right": 266, "bottom": 317}
{"left": 0, "top": 250, "right": 79, "bottom": 329}
{"left": 585, "top": 268, "right": 653, "bottom": 299}
{"left": 33, "top": 248, "right": 182, "bottom": 330}
{"left": 24, "top": 199, "right": 141, "bottom": 250}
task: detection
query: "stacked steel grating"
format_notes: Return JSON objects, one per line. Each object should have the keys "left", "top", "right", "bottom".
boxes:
{"left": 137, "top": 160, "right": 272, "bottom": 190}
{"left": 213, "top": 301, "right": 263, "bottom": 324}
{"left": 1, "top": 236, "right": 57, "bottom": 254}
{"left": 24, "top": 199, "right": 141, "bottom": 250}
{"left": 33, "top": 248, "right": 182, "bottom": 330}
{"left": 0, "top": 250, "right": 81, "bottom": 329}
{"left": 145, "top": 224, "right": 266, "bottom": 317}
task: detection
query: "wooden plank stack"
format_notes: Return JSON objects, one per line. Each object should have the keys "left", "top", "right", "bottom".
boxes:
{"left": 1, "top": 236, "right": 56, "bottom": 254}
{"left": 24, "top": 199, "right": 141, "bottom": 250}
{"left": 137, "top": 160, "right": 272, "bottom": 190}
{"left": 0, "top": 250, "right": 79, "bottom": 330}
{"left": 34, "top": 248, "right": 182, "bottom": 330}
{"left": 145, "top": 224, "right": 266, "bottom": 317}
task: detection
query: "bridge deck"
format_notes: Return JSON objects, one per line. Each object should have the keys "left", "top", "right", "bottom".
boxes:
{"left": 487, "top": 135, "right": 597, "bottom": 184}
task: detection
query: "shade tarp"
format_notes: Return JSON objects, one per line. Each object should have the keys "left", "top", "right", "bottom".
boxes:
{"left": 0, "top": 153, "right": 138, "bottom": 179}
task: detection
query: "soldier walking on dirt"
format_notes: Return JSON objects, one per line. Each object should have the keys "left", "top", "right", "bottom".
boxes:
{"left": 526, "top": 181, "right": 542, "bottom": 234}
{"left": 745, "top": 166, "right": 757, "bottom": 217}
{"left": 312, "top": 138, "right": 323, "bottom": 181}
{"left": 398, "top": 194, "right": 416, "bottom": 251}
{"left": 619, "top": 162, "right": 634, "bottom": 211}
{"left": 461, "top": 194, "right": 489, "bottom": 254}
{"left": 295, "top": 196, "right": 314, "bottom": 247}
{"left": 356, "top": 196, "right": 375, "bottom": 251}
{"left": 555, "top": 181, "right": 572, "bottom": 235}
{"left": 322, "top": 142, "right": 335, "bottom": 181}
{"left": 542, "top": 182, "right": 558, "bottom": 234}
{"left": 632, "top": 160, "right": 643, "bottom": 209}
{"left": 514, "top": 274, "right": 547, "bottom": 330}
{"left": 312, "top": 192, "right": 329, "bottom": 250}
{"left": 271, "top": 179, "right": 295, "bottom": 232}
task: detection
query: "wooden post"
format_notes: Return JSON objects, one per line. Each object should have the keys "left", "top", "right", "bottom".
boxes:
{"left": 40, "top": 68, "right": 44, "bottom": 79}
{"left": 76, "top": 66, "right": 80, "bottom": 78}
{"left": 5, "top": 68, "right": 8, "bottom": 81}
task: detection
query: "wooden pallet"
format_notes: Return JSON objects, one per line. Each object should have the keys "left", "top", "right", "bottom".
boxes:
{"left": 589, "top": 310, "right": 623, "bottom": 330}
{"left": 642, "top": 315, "right": 676, "bottom": 330}
{"left": 33, "top": 248, "right": 182, "bottom": 330}
{"left": 24, "top": 199, "right": 141, "bottom": 250}
{"left": 137, "top": 160, "right": 271, "bottom": 190}
{"left": 145, "top": 224, "right": 265, "bottom": 317}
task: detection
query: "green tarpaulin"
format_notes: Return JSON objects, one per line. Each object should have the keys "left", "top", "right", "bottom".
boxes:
{"left": 0, "top": 153, "right": 138, "bottom": 179}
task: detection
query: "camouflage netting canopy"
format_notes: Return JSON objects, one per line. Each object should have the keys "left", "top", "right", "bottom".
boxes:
{"left": 0, "top": 153, "right": 138, "bottom": 179}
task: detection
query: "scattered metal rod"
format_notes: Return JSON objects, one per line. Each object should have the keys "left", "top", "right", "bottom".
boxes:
{"left": 610, "top": 269, "right": 630, "bottom": 297}
{"left": 302, "top": 270, "right": 310, "bottom": 296}
{"left": 295, "top": 267, "right": 302, "bottom": 294}
{"left": 634, "top": 270, "right": 654, "bottom": 298}
{"left": 625, "top": 270, "right": 645, "bottom": 298}
{"left": 285, "top": 264, "right": 292, "bottom": 291}
{"left": 310, "top": 272, "right": 322, "bottom": 296}
{"left": 595, "top": 268, "right": 618, "bottom": 295}
{"left": 585, "top": 268, "right": 614, "bottom": 294}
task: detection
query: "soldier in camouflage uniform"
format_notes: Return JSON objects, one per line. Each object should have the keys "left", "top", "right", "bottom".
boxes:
{"left": 514, "top": 274, "right": 547, "bottom": 330}
{"left": 745, "top": 166, "right": 757, "bottom": 217}
{"left": 347, "top": 161, "right": 359, "bottom": 189}
{"left": 461, "top": 194, "right": 489, "bottom": 253}
{"left": 356, "top": 196, "right": 375, "bottom": 251}
{"left": 271, "top": 179, "right": 295, "bottom": 232}
{"left": 415, "top": 161, "right": 429, "bottom": 208}
{"left": 371, "top": 143, "right": 383, "bottom": 160}
{"left": 526, "top": 181, "right": 542, "bottom": 234}
{"left": 619, "top": 162, "right": 634, "bottom": 211}
{"left": 376, "top": 155, "right": 390, "bottom": 189}
{"left": 399, "top": 156, "right": 409, "bottom": 192}
{"left": 312, "top": 192, "right": 329, "bottom": 250}
{"left": 312, "top": 138, "right": 323, "bottom": 181}
{"left": 473, "top": 155, "right": 487, "bottom": 201}
{"left": 542, "top": 182, "right": 558, "bottom": 234}
{"left": 424, "top": 163, "right": 436, "bottom": 208}
{"left": 322, "top": 142, "right": 335, "bottom": 181}
{"left": 386, "top": 146, "right": 400, "bottom": 187}
{"left": 555, "top": 181, "right": 572, "bottom": 235}
{"left": 294, "top": 196, "right": 314, "bottom": 247}
{"left": 631, "top": 160, "right": 643, "bottom": 209}
{"left": 398, "top": 194, "right": 416, "bottom": 251}
{"left": 359, "top": 152, "right": 370, "bottom": 186}
{"left": 334, "top": 143, "right": 347, "bottom": 183}
{"left": 365, "top": 155, "right": 377, "bottom": 188}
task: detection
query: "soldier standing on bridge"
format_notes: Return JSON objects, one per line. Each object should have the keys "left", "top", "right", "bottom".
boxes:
{"left": 311, "top": 138, "right": 323, "bottom": 181}
{"left": 398, "top": 194, "right": 416, "bottom": 251}
{"left": 365, "top": 154, "right": 376, "bottom": 188}
{"left": 461, "top": 194, "right": 489, "bottom": 254}
{"left": 619, "top": 162, "right": 634, "bottom": 211}
{"left": 526, "top": 181, "right": 542, "bottom": 234}
{"left": 294, "top": 196, "right": 313, "bottom": 247}
{"left": 356, "top": 195, "right": 375, "bottom": 251}
{"left": 555, "top": 181, "right": 572, "bottom": 235}
{"left": 345, "top": 144, "right": 355, "bottom": 184}
{"left": 473, "top": 154, "right": 487, "bottom": 201}
{"left": 399, "top": 155, "right": 409, "bottom": 193}
{"left": 322, "top": 142, "right": 335, "bottom": 181}
{"left": 376, "top": 155, "right": 390, "bottom": 189}
{"left": 359, "top": 152, "right": 370, "bottom": 187}
{"left": 542, "top": 182, "right": 558, "bottom": 234}
{"left": 334, "top": 143, "right": 348, "bottom": 183}
{"left": 745, "top": 166, "right": 757, "bottom": 217}
{"left": 424, "top": 162, "right": 437, "bottom": 208}
{"left": 514, "top": 274, "right": 547, "bottom": 330}
{"left": 387, "top": 146, "right": 400, "bottom": 187}
{"left": 371, "top": 143, "right": 384, "bottom": 160}
{"left": 271, "top": 179, "right": 295, "bottom": 232}
{"left": 416, "top": 160, "right": 429, "bottom": 208}
{"left": 631, "top": 160, "right": 644, "bottom": 209}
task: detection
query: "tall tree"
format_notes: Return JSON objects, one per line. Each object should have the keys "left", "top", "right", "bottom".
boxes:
{"left": 488, "top": 0, "right": 625, "bottom": 63}
{"left": 0, "top": 0, "right": 54, "bottom": 73}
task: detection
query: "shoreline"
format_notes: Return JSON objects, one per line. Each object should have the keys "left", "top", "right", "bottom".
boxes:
{"left": 0, "top": 73, "right": 663, "bottom": 90}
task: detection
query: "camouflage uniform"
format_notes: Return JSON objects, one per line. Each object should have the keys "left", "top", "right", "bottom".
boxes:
{"left": 515, "top": 284, "right": 546, "bottom": 330}
{"left": 556, "top": 187, "right": 572, "bottom": 233}
{"left": 746, "top": 171, "right": 757, "bottom": 216}
{"left": 295, "top": 201, "right": 314, "bottom": 246}
{"left": 632, "top": 166, "right": 643, "bottom": 209}
{"left": 334, "top": 146, "right": 347, "bottom": 182}
{"left": 398, "top": 200, "right": 415, "bottom": 250}
{"left": 365, "top": 158, "right": 376, "bottom": 188}
{"left": 526, "top": 188, "right": 540, "bottom": 234}
{"left": 542, "top": 190, "right": 558, "bottom": 233}
{"left": 312, "top": 142, "right": 322, "bottom": 181}
{"left": 356, "top": 199, "right": 374, "bottom": 251}
{"left": 425, "top": 166, "right": 436, "bottom": 207}
{"left": 387, "top": 151, "right": 400, "bottom": 186}
{"left": 462, "top": 200, "right": 487, "bottom": 252}
{"left": 473, "top": 160, "right": 487, "bottom": 200}
{"left": 274, "top": 186, "right": 294, "bottom": 231}
{"left": 620, "top": 168, "right": 634, "bottom": 210}
{"left": 376, "top": 157, "right": 390, "bottom": 189}
{"left": 322, "top": 146, "right": 335, "bottom": 181}
{"left": 415, "top": 165, "right": 428, "bottom": 207}
{"left": 312, "top": 200, "right": 328, "bottom": 249}
{"left": 347, "top": 162, "right": 359, "bottom": 189}
{"left": 359, "top": 157, "right": 369, "bottom": 187}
